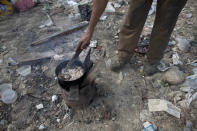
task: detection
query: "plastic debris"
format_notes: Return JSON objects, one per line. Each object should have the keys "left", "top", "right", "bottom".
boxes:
{"left": 190, "top": 60, "right": 197, "bottom": 67}
{"left": 148, "top": 0, "right": 157, "bottom": 15}
{"left": 114, "top": 3, "right": 121, "bottom": 8}
{"left": 8, "top": 57, "right": 18, "bottom": 66}
{"left": 117, "top": 71, "right": 123, "bottom": 84}
{"left": 16, "top": 65, "right": 31, "bottom": 76}
{"left": 39, "top": 14, "right": 54, "bottom": 28}
{"left": 52, "top": 95, "right": 58, "bottom": 102}
{"left": 186, "top": 74, "right": 197, "bottom": 86}
{"left": 36, "top": 104, "right": 44, "bottom": 110}
{"left": 192, "top": 68, "right": 197, "bottom": 74}
{"left": 157, "top": 61, "right": 169, "bottom": 72}
{"left": 67, "top": 0, "right": 77, "bottom": 6}
{"left": 100, "top": 14, "right": 108, "bottom": 21}
{"left": 63, "top": 113, "right": 71, "bottom": 120}
{"left": 168, "top": 41, "right": 176, "bottom": 46}
{"left": 180, "top": 71, "right": 197, "bottom": 93}
{"left": 186, "top": 13, "right": 192, "bottom": 18}
{"left": 175, "top": 38, "right": 191, "bottom": 52}
{"left": 15, "top": 0, "right": 36, "bottom": 12}
{"left": 0, "top": 0, "right": 14, "bottom": 16}
{"left": 89, "top": 40, "right": 98, "bottom": 48}
{"left": 180, "top": 79, "right": 197, "bottom": 93}
{"left": 0, "top": 83, "right": 17, "bottom": 104}
{"left": 172, "top": 53, "right": 183, "bottom": 65}
{"left": 105, "top": 2, "right": 115, "bottom": 13}
{"left": 78, "top": 3, "right": 92, "bottom": 21}
{"left": 180, "top": 92, "right": 197, "bottom": 108}
{"left": 148, "top": 99, "right": 181, "bottom": 118}
{"left": 53, "top": 54, "right": 64, "bottom": 60}
{"left": 64, "top": 105, "right": 71, "bottom": 119}
{"left": 185, "top": 92, "right": 197, "bottom": 107}
{"left": 184, "top": 120, "right": 193, "bottom": 131}
{"left": 56, "top": 119, "right": 60, "bottom": 123}
{"left": 143, "top": 121, "right": 155, "bottom": 131}
{"left": 39, "top": 124, "right": 45, "bottom": 130}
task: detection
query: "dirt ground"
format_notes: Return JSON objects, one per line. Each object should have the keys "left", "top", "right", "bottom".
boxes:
{"left": 0, "top": 0, "right": 197, "bottom": 131}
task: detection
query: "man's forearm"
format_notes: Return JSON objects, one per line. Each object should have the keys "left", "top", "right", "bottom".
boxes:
{"left": 87, "top": 0, "right": 109, "bottom": 35}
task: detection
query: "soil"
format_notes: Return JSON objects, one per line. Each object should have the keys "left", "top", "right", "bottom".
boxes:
{"left": 0, "top": 0, "right": 197, "bottom": 131}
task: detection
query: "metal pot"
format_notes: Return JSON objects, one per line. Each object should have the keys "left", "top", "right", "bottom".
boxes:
{"left": 55, "top": 60, "right": 87, "bottom": 88}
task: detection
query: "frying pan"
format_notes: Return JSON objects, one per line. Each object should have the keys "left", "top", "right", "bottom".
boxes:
{"left": 55, "top": 48, "right": 92, "bottom": 88}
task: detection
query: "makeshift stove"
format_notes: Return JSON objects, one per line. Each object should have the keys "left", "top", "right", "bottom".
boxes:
{"left": 55, "top": 49, "right": 96, "bottom": 109}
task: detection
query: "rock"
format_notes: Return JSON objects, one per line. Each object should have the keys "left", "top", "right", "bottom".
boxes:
{"left": 175, "top": 37, "right": 191, "bottom": 52}
{"left": 25, "top": 125, "right": 35, "bottom": 131}
{"left": 7, "top": 124, "right": 17, "bottom": 131}
{"left": 163, "top": 67, "right": 185, "bottom": 85}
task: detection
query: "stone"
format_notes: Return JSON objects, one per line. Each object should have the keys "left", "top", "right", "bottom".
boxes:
{"left": 163, "top": 67, "right": 185, "bottom": 85}
{"left": 7, "top": 124, "right": 17, "bottom": 131}
{"left": 25, "top": 125, "right": 35, "bottom": 131}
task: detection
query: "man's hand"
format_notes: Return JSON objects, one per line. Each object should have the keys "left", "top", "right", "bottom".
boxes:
{"left": 75, "top": 31, "right": 92, "bottom": 51}
{"left": 75, "top": 0, "right": 109, "bottom": 52}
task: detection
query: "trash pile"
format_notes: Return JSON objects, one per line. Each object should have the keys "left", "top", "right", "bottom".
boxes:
{"left": 0, "top": 0, "right": 197, "bottom": 130}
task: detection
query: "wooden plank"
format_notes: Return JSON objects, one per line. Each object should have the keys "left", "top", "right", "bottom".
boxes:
{"left": 31, "top": 21, "right": 89, "bottom": 46}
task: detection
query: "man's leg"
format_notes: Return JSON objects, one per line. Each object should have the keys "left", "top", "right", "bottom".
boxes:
{"left": 118, "top": 0, "right": 153, "bottom": 60}
{"left": 110, "top": 0, "right": 152, "bottom": 72}
{"left": 147, "top": 0, "right": 187, "bottom": 65}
